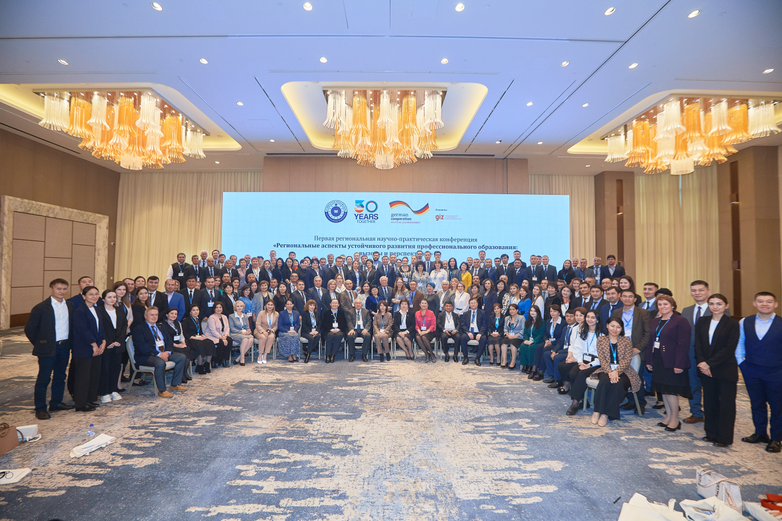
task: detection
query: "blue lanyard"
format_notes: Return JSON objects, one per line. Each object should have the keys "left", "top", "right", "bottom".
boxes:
{"left": 495, "top": 317, "right": 500, "bottom": 328}
{"left": 310, "top": 312, "right": 316, "bottom": 324}
{"left": 623, "top": 316, "right": 632, "bottom": 330}
{"left": 586, "top": 332, "right": 596, "bottom": 353}
{"left": 655, "top": 319, "right": 669, "bottom": 341}
{"left": 422, "top": 314, "right": 427, "bottom": 328}
{"left": 380, "top": 315, "right": 384, "bottom": 328}
{"left": 610, "top": 342, "right": 618, "bottom": 363}
{"left": 191, "top": 316, "right": 200, "bottom": 333}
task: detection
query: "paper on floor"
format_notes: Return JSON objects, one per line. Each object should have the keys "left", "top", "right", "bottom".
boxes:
{"left": 69, "top": 434, "right": 116, "bottom": 458}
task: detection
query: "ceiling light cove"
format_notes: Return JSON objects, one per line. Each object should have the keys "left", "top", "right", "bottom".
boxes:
{"left": 320, "top": 57, "right": 328, "bottom": 63}
{"left": 628, "top": 62, "right": 639, "bottom": 69}
{"left": 303, "top": 2, "right": 313, "bottom": 11}
{"left": 58, "top": 59, "right": 68, "bottom": 66}
{"left": 441, "top": 58, "right": 449, "bottom": 64}
{"left": 151, "top": 2, "right": 162, "bottom": 11}
{"left": 604, "top": 7, "right": 616, "bottom": 15}
{"left": 199, "top": 58, "right": 208, "bottom": 64}
{"left": 455, "top": 3, "right": 465, "bottom": 12}
{"left": 688, "top": 9, "right": 701, "bottom": 18}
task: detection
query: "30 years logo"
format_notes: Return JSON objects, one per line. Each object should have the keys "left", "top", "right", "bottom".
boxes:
{"left": 355, "top": 199, "right": 378, "bottom": 223}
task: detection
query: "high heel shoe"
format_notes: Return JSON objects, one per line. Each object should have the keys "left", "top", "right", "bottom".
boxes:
{"left": 656, "top": 422, "right": 668, "bottom": 428}
{"left": 664, "top": 422, "right": 682, "bottom": 432}
{"left": 204, "top": 363, "right": 212, "bottom": 374}
{"left": 508, "top": 364, "right": 516, "bottom": 370}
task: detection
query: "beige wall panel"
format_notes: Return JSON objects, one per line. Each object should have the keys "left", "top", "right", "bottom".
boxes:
{"left": 44, "top": 218, "right": 73, "bottom": 258}
{"left": 45, "top": 257, "right": 72, "bottom": 271}
{"left": 73, "top": 222, "right": 96, "bottom": 246}
{"left": 13, "top": 212, "right": 45, "bottom": 241}
{"left": 43, "top": 271, "right": 72, "bottom": 297}
{"left": 11, "top": 286, "right": 44, "bottom": 315}
{"left": 11, "top": 239, "right": 44, "bottom": 287}
{"left": 71, "top": 245, "right": 96, "bottom": 282}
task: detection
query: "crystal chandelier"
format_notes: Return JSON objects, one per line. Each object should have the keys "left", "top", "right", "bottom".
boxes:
{"left": 323, "top": 89, "right": 444, "bottom": 169}
{"left": 604, "top": 97, "right": 780, "bottom": 175}
{"left": 37, "top": 90, "right": 206, "bottom": 170}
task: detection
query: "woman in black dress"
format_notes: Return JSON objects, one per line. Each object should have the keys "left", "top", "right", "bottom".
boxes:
{"left": 695, "top": 294, "right": 739, "bottom": 447}
{"left": 98, "top": 289, "right": 128, "bottom": 403}
{"left": 161, "top": 308, "right": 193, "bottom": 382}
{"left": 645, "top": 295, "right": 692, "bottom": 432}
{"left": 274, "top": 283, "right": 290, "bottom": 313}
{"left": 182, "top": 305, "right": 215, "bottom": 374}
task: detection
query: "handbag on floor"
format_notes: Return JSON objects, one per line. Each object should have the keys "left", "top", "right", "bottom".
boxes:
{"left": 696, "top": 468, "right": 743, "bottom": 513}
{"left": 0, "top": 423, "right": 20, "bottom": 456}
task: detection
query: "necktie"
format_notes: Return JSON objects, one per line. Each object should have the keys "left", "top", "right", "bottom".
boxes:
{"left": 317, "top": 288, "right": 322, "bottom": 298}
{"left": 695, "top": 305, "right": 702, "bottom": 322}
{"left": 209, "top": 290, "right": 213, "bottom": 300}
{"left": 645, "top": 301, "right": 650, "bottom": 310}
{"left": 592, "top": 301, "right": 597, "bottom": 310}
{"left": 411, "top": 291, "right": 415, "bottom": 302}
{"left": 189, "top": 290, "right": 193, "bottom": 302}
{"left": 338, "top": 267, "right": 342, "bottom": 275}
{"left": 472, "top": 310, "right": 476, "bottom": 330}
{"left": 209, "top": 267, "right": 214, "bottom": 277}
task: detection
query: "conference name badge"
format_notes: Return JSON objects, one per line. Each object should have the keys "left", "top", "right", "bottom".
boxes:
{"left": 155, "top": 339, "right": 164, "bottom": 348}
{"left": 174, "top": 335, "right": 182, "bottom": 342}
{"left": 610, "top": 363, "right": 619, "bottom": 371}
{"left": 207, "top": 302, "right": 214, "bottom": 307}
{"left": 654, "top": 341, "right": 660, "bottom": 349}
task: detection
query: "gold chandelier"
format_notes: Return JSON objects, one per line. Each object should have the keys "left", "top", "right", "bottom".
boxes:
{"left": 604, "top": 96, "right": 780, "bottom": 175}
{"left": 37, "top": 90, "right": 206, "bottom": 170}
{"left": 323, "top": 89, "right": 444, "bottom": 169}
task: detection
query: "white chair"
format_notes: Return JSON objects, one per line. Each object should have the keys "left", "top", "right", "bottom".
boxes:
{"left": 583, "top": 354, "right": 645, "bottom": 415}
{"left": 126, "top": 338, "right": 176, "bottom": 397}
{"left": 343, "top": 336, "right": 371, "bottom": 359}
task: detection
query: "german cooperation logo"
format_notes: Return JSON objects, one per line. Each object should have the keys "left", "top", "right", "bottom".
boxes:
{"left": 324, "top": 200, "right": 348, "bottom": 223}
{"left": 355, "top": 200, "right": 378, "bottom": 223}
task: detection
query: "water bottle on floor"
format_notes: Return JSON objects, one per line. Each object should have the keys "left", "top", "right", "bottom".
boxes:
{"left": 87, "top": 424, "right": 95, "bottom": 438}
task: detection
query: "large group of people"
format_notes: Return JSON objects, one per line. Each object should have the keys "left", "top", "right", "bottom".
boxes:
{"left": 25, "top": 248, "right": 781, "bottom": 454}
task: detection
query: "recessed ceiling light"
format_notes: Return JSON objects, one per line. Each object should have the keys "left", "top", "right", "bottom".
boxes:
{"left": 57, "top": 59, "right": 68, "bottom": 65}
{"left": 303, "top": 2, "right": 313, "bottom": 10}
{"left": 561, "top": 61, "right": 570, "bottom": 67}
{"left": 582, "top": 103, "right": 589, "bottom": 107}
{"left": 441, "top": 58, "right": 449, "bottom": 64}
{"left": 628, "top": 62, "right": 638, "bottom": 69}
{"left": 604, "top": 7, "right": 616, "bottom": 15}
{"left": 537, "top": 141, "right": 543, "bottom": 145}
{"left": 455, "top": 2, "right": 465, "bottom": 11}
{"left": 236, "top": 101, "right": 244, "bottom": 106}
{"left": 763, "top": 68, "right": 774, "bottom": 74}
{"left": 199, "top": 58, "right": 208, "bottom": 64}
{"left": 215, "top": 161, "right": 220, "bottom": 164}
{"left": 688, "top": 9, "right": 700, "bottom": 18}
{"left": 270, "top": 139, "right": 275, "bottom": 142}
{"left": 586, "top": 164, "right": 591, "bottom": 167}
{"left": 151, "top": 2, "right": 162, "bottom": 11}
{"left": 526, "top": 101, "right": 533, "bottom": 106}
{"left": 319, "top": 56, "right": 328, "bottom": 63}
{"left": 495, "top": 140, "right": 502, "bottom": 144}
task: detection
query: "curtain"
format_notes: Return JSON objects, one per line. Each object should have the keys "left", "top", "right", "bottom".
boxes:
{"left": 634, "top": 165, "right": 720, "bottom": 304}
{"left": 115, "top": 171, "right": 262, "bottom": 280}
{"left": 529, "top": 174, "right": 596, "bottom": 260}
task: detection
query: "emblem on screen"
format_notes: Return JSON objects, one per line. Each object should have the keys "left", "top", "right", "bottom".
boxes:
{"left": 355, "top": 200, "right": 378, "bottom": 213}
{"left": 325, "top": 200, "right": 348, "bottom": 223}
{"left": 389, "top": 201, "right": 430, "bottom": 215}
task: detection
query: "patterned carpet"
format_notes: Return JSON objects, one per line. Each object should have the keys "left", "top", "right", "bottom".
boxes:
{"left": 0, "top": 329, "right": 779, "bottom": 521}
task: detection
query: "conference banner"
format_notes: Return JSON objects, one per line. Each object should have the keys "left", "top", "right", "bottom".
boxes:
{"left": 222, "top": 192, "right": 570, "bottom": 262}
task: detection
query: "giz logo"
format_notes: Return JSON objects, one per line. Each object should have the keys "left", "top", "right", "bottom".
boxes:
{"left": 435, "top": 214, "right": 444, "bottom": 221}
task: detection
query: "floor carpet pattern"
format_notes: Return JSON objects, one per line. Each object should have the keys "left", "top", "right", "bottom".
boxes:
{"left": 0, "top": 330, "right": 779, "bottom": 520}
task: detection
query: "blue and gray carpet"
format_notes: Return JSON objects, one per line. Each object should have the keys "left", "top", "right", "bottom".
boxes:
{"left": 0, "top": 329, "right": 778, "bottom": 520}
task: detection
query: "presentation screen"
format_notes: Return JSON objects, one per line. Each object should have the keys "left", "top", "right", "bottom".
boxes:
{"left": 222, "top": 192, "right": 570, "bottom": 264}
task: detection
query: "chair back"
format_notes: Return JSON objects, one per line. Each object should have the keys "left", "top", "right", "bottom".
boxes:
{"left": 630, "top": 353, "right": 641, "bottom": 372}
{"left": 126, "top": 337, "right": 137, "bottom": 365}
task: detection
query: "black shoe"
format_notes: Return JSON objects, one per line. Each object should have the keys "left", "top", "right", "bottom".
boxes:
{"left": 304, "top": 353, "right": 311, "bottom": 363}
{"left": 533, "top": 373, "right": 543, "bottom": 381}
{"left": 557, "top": 387, "right": 569, "bottom": 395}
{"left": 362, "top": 355, "right": 368, "bottom": 362}
{"left": 348, "top": 355, "right": 355, "bottom": 362}
{"left": 657, "top": 422, "right": 668, "bottom": 427}
{"left": 211, "top": 360, "right": 218, "bottom": 368}
{"left": 703, "top": 436, "right": 718, "bottom": 442}
{"left": 652, "top": 401, "right": 665, "bottom": 410}
{"left": 116, "top": 388, "right": 127, "bottom": 393}
{"left": 620, "top": 402, "right": 636, "bottom": 411}
{"left": 444, "top": 355, "right": 450, "bottom": 362}
{"left": 566, "top": 402, "right": 580, "bottom": 415}
{"left": 542, "top": 377, "right": 555, "bottom": 383}
{"left": 120, "top": 375, "right": 131, "bottom": 383}
{"left": 500, "top": 363, "right": 508, "bottom": 368}
{"left": 204, "top": 363, "right": 212, "bottom": 374}
{"left": 452, "top": 356, "right": 459, "bottom": 363}
{"left": 89, "top": 401, "right": 101, "bottom": 407}
{"left": 36, "top": 410, "right": 51, "bottom": 420}
{"left": 526, "top": 371, "right": 535, "bottom": 379}
{"left": 222, "top": 361, "right": 230, "bottom": 368}
{"left": 239, "top": 362, "right": 245, "bottom": 366}
{"left": 76, "top": 404, "right": 97, "bottom": 412}
{"left": 234, "top": 357, "right": 241, "bottom": 365}
{"left": 714, "top": 442, "right": 730, "bottom": 448}
{"left": 432, "top": 357, "right": 437, "bottom": 363}
{"left": 379, "top": 355, "right": 385, "bottom": 362}
{"left": 462, "top": 358, "right": 469, "bottom": 365}
{"left": 742, "top": 433, "right": 771, "bottom": 444}
{"left": 766, "top": 440, "right": 781, "bottom": 453}
{"left": 548, "top": 382, "right": 560, "bottom": 388}
{"left": 665, "top": 422, "right": 682, "bottom": 432}
{"left": 475, "top": 360, "right": 481, "bottom": 367}
{"left": 386, "top": 353, "right": 391, "bottom": 361}
{"left": 49, "top": 403, "right": 74, "bottom": 411}
{"left": 508, "top": 364, "right": 516, "bottom": 370}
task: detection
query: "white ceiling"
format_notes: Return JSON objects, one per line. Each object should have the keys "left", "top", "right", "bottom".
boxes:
{"left": 0, "top": 0, "right": 780, "bottom": 176}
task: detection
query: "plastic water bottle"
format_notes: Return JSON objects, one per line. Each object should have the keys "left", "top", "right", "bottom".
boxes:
{"left": 87, "top": 424, "right": 95, "bottom": 438}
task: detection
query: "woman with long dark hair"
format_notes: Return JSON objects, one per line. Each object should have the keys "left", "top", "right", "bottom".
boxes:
{"left": 566, "top": 310, "right": 606, "bottom": 416}
{"left": 590, "top": 316, "right": 641, "bottom": 426}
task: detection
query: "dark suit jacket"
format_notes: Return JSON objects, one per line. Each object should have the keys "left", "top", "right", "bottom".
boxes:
{"left": 345, "top": 269, "right": 365, "bottom": 290}
{"left": 544, "top": 318, "right": 566, "bottom": 345}
{"left": 407, "top": 289, "right": 425, "bottom": 314}
{"left": 183, "top": 265, "right": 200, "bottom": 282}
{"left": 307, "top": 286, "right": 326, "bottom": 316}
{"left": 99, "top": 305, "right": 128, "bottom": 350}
{"left": 436, "top": 310, "right": 460, "bottom": 335}
{"left": 682, "top": 304, "right": 731, "bottom": 348}
{"left": 301, "top": 309, "right": 320, "bottom": 335}
{"left": 149, "top": 291, "right": 169, "bottom": 318}
{"left": 612, "top": 306, "right": 651, "bottom": 354}
{"left": 539, "top": 265, "right": 557, "bottom": 283}
{"left": 603, "top": 301, "right": 623, "bottom": 324}
{"left": 508, "top": 267, "right": 527, "bottom": 286}
{"left": 345, "top": 308, "right": 372, "bottom": 333}
{"left": 645, "top": 314, "right": 691, "bottom": 369}
{"left": 132, "top": 321, "right": 173, "bottom": 361}
{"left": 483, "top": 291, "right": 498, "bottom": 314}
{"left": 72, "top": 305, "right": 106, "bottom": 359}
{"left": 376, "top": 264, "right": 395, "bottom": 287}
{"left": 199, "top": 266, "right": 223, "bottom": 282}
{"left": 199, "top": 288, "right": 220, "bottom": 321}
{"left": 25, "top": 297, "right": 75, "bottom": 357}
{"left": 584, "top": 298, "right": 609, "bottom": 321}
{"left": 327, "top": 265, "right": 348, "bottom": 282}
{"left": 392, "top": 310, "right": 416, "bottom": 336}
{"left": 321, "top": 307, "right": 347, "bottom": 335}
{"left": 224, "top": 267, "right": 240, "bottom": 281}
{"left": 694, "top": 315, "right": 739, "bottom": 381}
{"left": 603, "top": 265, "right": 625, "bottom": 280}
{"left": 376, "top": 285, "right": 393, "bottom": 304}
{"left": 460, "top": 308, "right": 487, "bottom": 336}
{"left": 495, "top": 264, "right": 512, "bottom": 281}
{"left": 291, "top": 289, "right": 307, "bottom": 316}
{"left": 179, "top": 288, "right": 203, "bottom": 312}
{"left": 425, "top": 293, "right": 440, "bottom": 315}
{"left": 220, "top": 294, "right": 237, "bottom": 316}
{"left": 299, "top": 267, "right": 318, "bottom": 289}
{"left": 526, "top": 265, "right": 543, "bottom": 287}
{"left": 321, "top": 292, "right": 340, "bottom": 317}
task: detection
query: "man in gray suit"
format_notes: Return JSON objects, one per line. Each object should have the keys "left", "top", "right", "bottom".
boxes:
{"left": 437, "top": 280, "right": 455, "bottom": 313}
{"left": 345, "top": 297, "right": 372, "bottom": 362}
{"left": 615, "top": 289, "right": 652, "bottom": 413}
{"left": 585, "top": 256, "right": 603, "bottom": 281}
{"left": 338, "top": 279, "right": 359, "bottom": 315}
{"left": 681, "top": 280, "right": 729, "bottom": 424}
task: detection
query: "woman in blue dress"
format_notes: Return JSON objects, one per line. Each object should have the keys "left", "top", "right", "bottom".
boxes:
{"left": 277, "top": 298, "right": 301, "bottom": 363}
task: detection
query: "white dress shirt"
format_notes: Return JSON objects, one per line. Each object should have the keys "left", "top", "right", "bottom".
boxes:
{"left": 51, "top": 297, "right": 69, "bottom": 341}
{"left": 735, "top": 315, "right": 776, "bottom": 365}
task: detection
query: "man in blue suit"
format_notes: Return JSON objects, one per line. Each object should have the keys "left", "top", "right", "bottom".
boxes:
{"left": 539, "top": 255, "right": 557, "bottom": 283}
{"left": 163, "top": 279, "right": 185, "bottom": 320}
{"left": 459, "top": 298, "right": 487, "bottom": 366}
{"left": 132, "top": 307, "right": 187, "bottom": 398}
{"left": 603, "top": 255, "right": 626, "bottom": 280}
{"left": 376, "top": 256, "right": 396, "bottom": 288}
{"left": 483, "top": 259, "right": 497, "bottom": 283}
{"left": 306, "top": 276, "right": 326, "bottom": 317}
{"left": 602, "top": 287, "right": 624, "bottom": 324}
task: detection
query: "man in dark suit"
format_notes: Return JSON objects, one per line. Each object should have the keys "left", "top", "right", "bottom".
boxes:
{"left": 327, "top": 257, "right": 347, "bottom": 283}
{"left": 572, "top": 281, "right": 591, "bottom": 309}
{"left": 166, "top": 253, "right": 190, "bottom": 283}
{"left": 291, "top": 280, "right": 308, "bottom": 316}
{"left": 298, "top": 258, "right": 316, "bottom": 290}
{"left": 376, "top": 276, "right": 392, "bottom": 304}
{"left": 584, "top": 285, "right": 608, "bottom": 319}
{"left": 345, "top": 297, "right": 372, "bottom": 361}
{"left": 603, "top": 287, "right": 624, "bottom": 324}
{"left": 640, "top": 282, "right": 659, "bottom": 312}
{"left": 67, "top": 276, "right": 94, "bottom": 310}
{"left": 131, "top": 307, "right": 187, "bottom": 398}
{"left": 615, "top": 289, "right": 652, "bottom": 413}
{"left": 509, "top": 259, "right": 526, "bottom": 287}
{"left": 585, "top": 257, "right": 603, "bottom": 281}
{"left": 541, "top": 305, "right": 566, "bottom": 382}
{"left": 459, "top": 297, "right": 487, "bottom": 365}
{"left": 307, "top": 276, "right": 326, "bottom": 317}
{"left": 376, "top": 256, "right": 395, "bottom": 288}
{"left": 526, "top": 256, "right": 543, "bottom": 288}
{"left": 199, "top": 277, "right": 219, "bottom": 321}
{"left": 146, "top": 276, "right": 169, "bottom": 319}
{"left": 223, "top": 260, "right": 240, "bottom": 281}
{"left": 183, "top": 263, "right": 201, "bottom": 283}
{"left": 199, "top": 258, "right": 223, "bottom": 283}
{"left": 407, "top": 280, "right": 425, "bottom": 314}
{"left": 483, "top": 259, "right": 497, "bottom": 283}
{"left": 470, "top": 259, "right": 486, "bottom": 282}
{"left": 25, "top": 278, "right": 75, "bottom": 419}
{"left": 437, "top": 301, "right": 460, "bottom": 361}
{"left": 539, "top": 255, "right": 557, "bottom": 283}
{"left": 604, "top": 254, "right": 625, "bottom": 280}
{"left": 179, "top": 276, "right": 203, "bottom": 312}
{"left": 346, "top": 264, "right": 365, "bottom": 291}
{"left": 495, "top": 254, "right": 512, "bottom": 281}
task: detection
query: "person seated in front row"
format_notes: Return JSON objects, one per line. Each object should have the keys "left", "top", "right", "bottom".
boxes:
{"left": 557, "top": 308, "right": 587, "bottom": 394}
{"left": 485, "top": 302, "right": 504, "bottom": 365}
{"left": 537, "top": 305, "right": 564, "bottom": 383}
{"left": 460, "top": 297, "right": 486, "bottom": 365}
{"left": 160, "top": 308, "right": 193, "bottom": 383}
{"left": 346, "top": 296, "right": 372, "bottom": 362}
{"left": 278, "top": 297, "right": 301, "bottom": 363}
{"left": 437, "top": 301, "right": 460, "bottom": 361}
{"left": 254, "top": 299, "right": 278, "bottom": 365}
{"left": 321, "top": 298, "right": 347, "bottom": 363}
{"left": 566, "top": 310, "right": 606, "bottom": 415}
{"left": 501, "top": 303, "right": 524, "bottom": 369}
{"left": 182, "top": 305, "right": 214, "bottom": 374}
{"left": 228, "top": 300, "right": 254, "bottom": 366}
{"left": 588, "top": 316, "right": 642, "bottom": 426}
{"left": 131, "top": 307, "right": 187, "bottom": 398}
{"left": 373, "top": 300, "right": 393, "bottom": 362}
{"left": 205, "top": 301, "right": 232, "bottom": 368}
{"left": 543, "top": 307, "right": 574, "bottom": 387}
{"left": 393, "top": 298, "right": 416, "bottom": 360}
{"left": 415, "top": 298, "right": 437, "bottom": 363}
{"left": 300, "top": 299, "right": 321, "bottom": 363}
